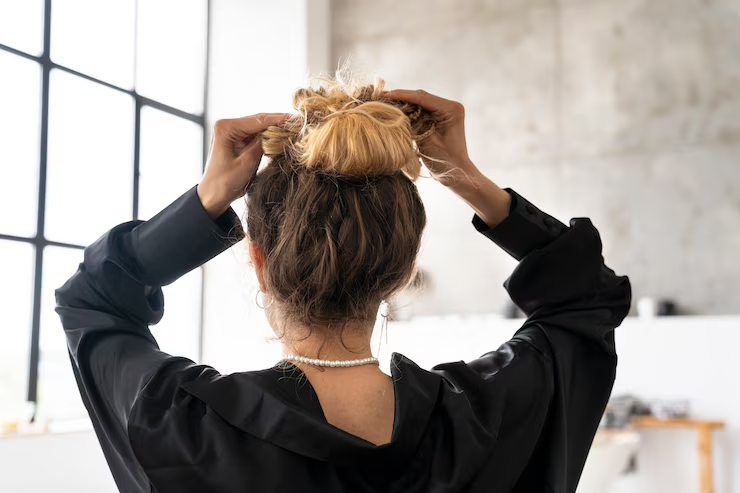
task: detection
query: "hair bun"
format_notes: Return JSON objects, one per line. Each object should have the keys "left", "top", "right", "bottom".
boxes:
{"left": 299, "top": 101, "right": 419, "bottom": 178}
{"left": 261, "top": 78, "right": 434, "bottom": 181}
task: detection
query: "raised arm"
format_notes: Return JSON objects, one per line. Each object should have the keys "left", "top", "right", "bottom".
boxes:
{"left": 55, "top": 113, "right": 286, "bottom": 491}
{"left": 389, "top": 89, "right": 631, "bottom": 492}
{"left": 467, "top": 185, "right": 631, "bottom": 493}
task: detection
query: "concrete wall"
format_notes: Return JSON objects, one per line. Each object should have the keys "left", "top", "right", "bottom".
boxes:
{"left": 332, "top": 0, "right": 740, "bottom": 316}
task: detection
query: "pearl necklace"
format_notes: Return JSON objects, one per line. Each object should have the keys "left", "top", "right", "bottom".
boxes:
{"left": 282, "top": 354, "right": 379, "bottom": 368}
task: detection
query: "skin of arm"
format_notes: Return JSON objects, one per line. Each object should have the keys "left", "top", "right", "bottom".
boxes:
{"left": 449, "top": 165, "right": 512, "bottom": 229}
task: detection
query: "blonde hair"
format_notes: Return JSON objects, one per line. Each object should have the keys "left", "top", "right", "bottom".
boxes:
{"left": 261, "top": 78, "right": 435, "bottom": 180}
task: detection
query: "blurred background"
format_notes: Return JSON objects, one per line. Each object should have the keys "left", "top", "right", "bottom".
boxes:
{"left": 0, "top": 0, "right": 738, "bottom": 492}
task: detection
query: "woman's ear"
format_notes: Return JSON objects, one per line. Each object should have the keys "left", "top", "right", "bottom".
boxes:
{"left": 248, "top": 240, "right": 268, "bottom": 292}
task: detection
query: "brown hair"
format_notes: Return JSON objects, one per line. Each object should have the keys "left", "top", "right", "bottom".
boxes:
{"left": 246, "top": 78, "right": 433, "bottom": 328}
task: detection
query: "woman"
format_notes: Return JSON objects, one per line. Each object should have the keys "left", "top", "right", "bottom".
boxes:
{"left": 56, "top": 81, "right": 631, "bottom": 493}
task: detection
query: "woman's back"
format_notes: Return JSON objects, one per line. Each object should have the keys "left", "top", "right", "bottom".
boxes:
{"left": 55, "top": 82, "right": 630, "bottom": 492}
{"left": 116, "top": 350, "right": 546, "bottom": 492}
{"left": 307, "top": 365, "right": 395, "bottom": 446}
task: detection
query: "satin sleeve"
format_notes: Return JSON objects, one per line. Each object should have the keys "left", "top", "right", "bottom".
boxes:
{"left": 55, "top": 186, "right": 244, "bottom": 492}
{"left": 469, "top": 189, "right": 631, "bottom": 492}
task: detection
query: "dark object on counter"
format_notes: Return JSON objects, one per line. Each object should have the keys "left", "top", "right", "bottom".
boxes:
{"left": 502, "top": 300, "right": 525, "bottom": 319}
{"left": 603, "top": 395, "right": 651, "bottom": 429}
{"left": 657, "top": 300, "right": 678, "bottom": 316}
{"left": 637, "top": 297, "right": 680, "bottom": 317}
{"left": 649, "top": 399, "right": 690, "bottom": 419}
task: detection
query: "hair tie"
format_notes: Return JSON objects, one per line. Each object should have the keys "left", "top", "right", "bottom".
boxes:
{"left": 408, "top": 106, "right": 422, "bottom": 122}
{"left": 415, "top": 123, "right": 436, "bottom": 143}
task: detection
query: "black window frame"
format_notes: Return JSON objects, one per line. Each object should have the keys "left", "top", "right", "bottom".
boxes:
{"left": 0, "top": 0, "right": 211, "bottom": 408}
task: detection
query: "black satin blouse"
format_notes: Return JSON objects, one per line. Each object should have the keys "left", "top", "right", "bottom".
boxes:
{"left": 56, "top": 186, "right": 631, "bottom": 493}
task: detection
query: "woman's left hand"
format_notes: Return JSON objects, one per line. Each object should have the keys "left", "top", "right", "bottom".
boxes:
{"left": 198, "top": 113, "right": 288, "bottom": 218}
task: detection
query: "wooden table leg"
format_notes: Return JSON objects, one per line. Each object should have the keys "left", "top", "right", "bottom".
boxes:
{"left": 632, "top": 417, "right": 724, "bottom": 493}
{"left": 698, "top": 424, "right": 713, "bottom": 493}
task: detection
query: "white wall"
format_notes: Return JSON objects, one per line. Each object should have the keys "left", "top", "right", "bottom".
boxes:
{"left": 206, "top": 0, "right": 330, "bottom": 121}
{"left": 202, "top": 0, "right": 331, "bottom": 367}
{"left": 0, "top": 431, "right": 116, "bottom": 493}
{"left": 610, "top": 316, "right": 739, "bottom": 493}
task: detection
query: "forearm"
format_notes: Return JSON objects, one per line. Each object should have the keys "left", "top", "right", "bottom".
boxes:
{"left": 448, "top": 164, "right": 512, "bottom": 228}
{"left": 197, "top": 181, "right": 232, "bottom": 220}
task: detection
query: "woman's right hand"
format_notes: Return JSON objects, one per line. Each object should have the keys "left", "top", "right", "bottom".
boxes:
{"left": 386, "top": 89, "right": 512, "bottom": 227}
{"left": 384, "top": 89, "right": 481, "bottom": 188}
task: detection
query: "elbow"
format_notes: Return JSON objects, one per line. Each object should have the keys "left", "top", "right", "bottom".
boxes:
{"left": 54, "top": 266, "right": 91, "bottom": 316}
{"left": 54, "top": 280, "right": 73, "bottom": 311}
{"left": 54, "top": 270, "right": 81, "bottom": 310}
{"left": 54, "top": 281, "right": 78, "bottom": 333}
{"left": 590, "top": 274, "right": 632, "bottom": 334}
{"left": 621, "top": 276, "right": 632, "bottom": 313}
{"left": 610, "top": 274, "right": 632, "bottom": 326}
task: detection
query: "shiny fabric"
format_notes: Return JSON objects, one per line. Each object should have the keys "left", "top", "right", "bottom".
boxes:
{"left": 56, "top": 186, "right": 631, "bottom": 492}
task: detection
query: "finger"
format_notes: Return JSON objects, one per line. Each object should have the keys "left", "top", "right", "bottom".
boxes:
{"left": 384, "top": 89, "right": 453, "bottom": 112}
{"left": 236, "top": 135, "right": 265, "bottom": 167}
{"left": 206, "top": 131, "right": 214, "bottom": 157}
{"left": 225, "top": 113, "right": 291, "bottom": 139}
{"left": 212, "top": 113, "right": 290, "bottom": 160}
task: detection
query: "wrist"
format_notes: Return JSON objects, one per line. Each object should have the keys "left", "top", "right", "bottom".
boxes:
{"left": 444, "top": 163, "right": 486, "bottom": 199}
{"left": 436, "top": 158, "right": 481, "bottom": 190}
{"left": 197, "top": 182, "right": 231, "bottom": 219}
{"left": 449, "top": 169, "right": 512, "bottom": 228}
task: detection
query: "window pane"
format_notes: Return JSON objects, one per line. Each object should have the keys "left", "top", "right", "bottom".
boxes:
{"left": 0, "top": 0, "right": 44, "bottom": 55}
{"left": 51, "top": 0, "right": 136, "bottom": 88}
{"left": 46, "top": 70, "right": 134, "bottom": 246}
{"left": 0, "top": 52, "right": 41, "bottom": 237}
{"left": 0, "top": 241, "right": 34, "bottom": 420}
{"left": 139, "top": 107, "right": 203, "bottom": 220}
{"left": 136, "top": 0, "right": 207, "bottom": 114}
{"left": 155, "top": 268, "right": 202, "bottom": 363}
{"left": 37, "top": 246, "right": 85, "bottom": 421}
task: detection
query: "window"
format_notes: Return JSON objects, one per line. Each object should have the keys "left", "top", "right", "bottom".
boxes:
{"left": 0, "top": 0, "right": 209, "bottom": 425}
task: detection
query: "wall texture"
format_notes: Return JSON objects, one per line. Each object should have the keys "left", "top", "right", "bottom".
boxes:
{"left": 332, "top": 0, "right": 740, "bottom": 315}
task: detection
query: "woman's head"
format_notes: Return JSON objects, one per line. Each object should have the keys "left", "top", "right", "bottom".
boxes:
{"left": 246, "top": 78, "right": 433, "bottom": 336}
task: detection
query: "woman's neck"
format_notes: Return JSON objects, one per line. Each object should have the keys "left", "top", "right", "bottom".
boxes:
{"left": 281, "top": 320, "right": 376, "bottom": 362}
{"left": 279, "top": 319, "right": 395, "bottom": 446}
{"left": 272, "top": 317, "right": 394, "bottom": 445}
